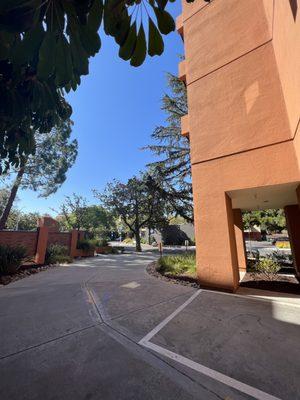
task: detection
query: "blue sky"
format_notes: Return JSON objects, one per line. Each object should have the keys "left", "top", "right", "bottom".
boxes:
{"left": 17, "top": 2, "right": 183, "bottom": 215}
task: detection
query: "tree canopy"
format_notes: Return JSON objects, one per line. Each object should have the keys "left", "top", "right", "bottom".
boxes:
{"left": 57, "top": 199, "right": 116, "bottom": 238}
{"left": 243, "top": 209, "right": 286, "bottom": 234}
{"left": 56, "top": 193, "right": 88, "bottom": 231}
{"left": 96, "top": 173, "right": 169, "bottom": 251}
{"left": 0, "top": 0, "right": 197, "bottom": 172}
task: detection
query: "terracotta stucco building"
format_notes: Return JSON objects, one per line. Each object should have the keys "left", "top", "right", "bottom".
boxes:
{"left": 177, "top": 0, "right": 300, "bottom": 291}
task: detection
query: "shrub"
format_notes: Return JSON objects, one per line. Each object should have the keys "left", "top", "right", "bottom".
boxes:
{"left": 45, "top": 244, "right": 72, "bottom": 265}
{"left": 77, "top": 239, "right": 97, "bottom": 251}
{"left": 97, "top": 238, "right": 109, "bottom": 247}
{"left": 0, "top": 244, "right": 27, "bottom": 275}
{"left": 158, "top": 252, "right": 196, "bottom": 276}
{"left": 251, "top": 257, "right": 281, "bottom": 281}
{"left": 269, "top": 250, "right": 293, "bottom": 265}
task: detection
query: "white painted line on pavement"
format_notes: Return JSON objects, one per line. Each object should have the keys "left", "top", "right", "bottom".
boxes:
{"left": 142, "top": 341, "right": 281, "bottom": 400}
{"left": 139, "top": 289, "right": 202, "bottom": 344}
{"left": 139, "top": 289, "right": 283, "bottom": 400}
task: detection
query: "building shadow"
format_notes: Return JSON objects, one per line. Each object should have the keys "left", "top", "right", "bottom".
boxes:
{"left": 289, "top": 0, "right": 298, "bottom": 21}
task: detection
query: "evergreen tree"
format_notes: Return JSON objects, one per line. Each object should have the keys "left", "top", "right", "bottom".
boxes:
{"left": 243, "top": 209, "right": 286, "bottom": 234}
{"left": 144, "top": 73, "right": 193, "bottom": 222}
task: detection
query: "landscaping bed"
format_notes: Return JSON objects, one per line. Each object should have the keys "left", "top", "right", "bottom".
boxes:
{"left": 147, "top": 252, "right": 201, "bottom": 289}
{"left": 240, "top": 273, "right": 300, "bottom": 295}
{"left": 148, "top": 253, "right": 300, "bottom": 295}
{"left": 0, "top": 243, "right": 73, "bottom": 286}
{"left": 0, "top": 263, "right": 61, "bottom": 286}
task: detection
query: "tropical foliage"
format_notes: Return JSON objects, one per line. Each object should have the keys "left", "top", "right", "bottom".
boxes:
{"left": 0, "top": 0, "right": 196, "bottom": 172}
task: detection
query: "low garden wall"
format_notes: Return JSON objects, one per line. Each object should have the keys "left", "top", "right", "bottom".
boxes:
{"left": 48, "top": 231, "right": 72, "bottom": 250}
{"left": 0, "top": 231, "right": 38, "bottom": 258}
{"left": 0, "top": 217, "right": 89, "bottom": 264}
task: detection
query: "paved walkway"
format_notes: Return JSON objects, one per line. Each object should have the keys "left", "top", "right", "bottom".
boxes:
{"left": 0, "top": 251, "right": 299, "bottom": 400}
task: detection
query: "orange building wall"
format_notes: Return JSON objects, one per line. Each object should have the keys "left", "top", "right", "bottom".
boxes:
{"left": 178, "top": 0, "right": 300, "bottom": 291}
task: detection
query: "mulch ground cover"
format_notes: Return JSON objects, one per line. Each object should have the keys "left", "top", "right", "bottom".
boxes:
{"left": 147, "top": 261, "right": 300, "bottom": 295}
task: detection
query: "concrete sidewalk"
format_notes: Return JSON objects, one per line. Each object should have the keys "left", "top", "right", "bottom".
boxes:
{"left": 0, "top": 252, "right": 299, "bottom": 400}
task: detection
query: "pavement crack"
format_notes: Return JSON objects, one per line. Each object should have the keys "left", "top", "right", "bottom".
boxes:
{"left": 110, "top": 289, "right": 196, "bottom": 322}
{"left": 85, "top": 284, "right": 227, "bottom": 400}
{"left": 0, "top": 324, "right": 99, "bottom": 362}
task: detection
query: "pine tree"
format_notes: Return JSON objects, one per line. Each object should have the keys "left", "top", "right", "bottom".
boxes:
{"left": 144, "top": 73, "right": 193, "bottom": 222}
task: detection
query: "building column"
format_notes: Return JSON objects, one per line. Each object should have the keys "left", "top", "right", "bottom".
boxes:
{"left": 35, "top": 226, "right": 48, "bottom": 264}
{"left": 284, "top": 204, "right": 300, "bottom": 281}
{"left": 233, "top": 209, "right": 247, "bottom": 279}
{"left": 194, "top": 191, "right": 240, "bottom": 292}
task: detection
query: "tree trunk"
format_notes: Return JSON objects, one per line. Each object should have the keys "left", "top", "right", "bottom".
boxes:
{"left": 148, "top": 226, "right": 151, "bottom": 245}
{"left": 0, "top": 166, "right": 25, "bottom": 230}
{"left": 135, "top": 227, "right": 142, "bottom": 252}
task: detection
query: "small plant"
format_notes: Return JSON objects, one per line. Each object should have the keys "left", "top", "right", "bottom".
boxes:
{"left": 251, "top": 257, "right": 281, "bottom": 281}
{"left": 0, "top": 244, "right": 27, "bottom": 275}
{"left": 45, "top": 244, "right": 72, "bottom": 265}
{"left": 77, "top": 239, "right": 96, "bottom": 251}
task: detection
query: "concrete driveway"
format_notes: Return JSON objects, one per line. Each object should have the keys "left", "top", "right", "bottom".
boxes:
{"left": 0, "top": 250, "right": 299, "bottom": 400}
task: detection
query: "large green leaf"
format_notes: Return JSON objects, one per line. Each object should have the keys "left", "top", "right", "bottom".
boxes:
{"left": 148, "top": 17, "right": 164, "bottom": 57}
{"left": 130, "top": 24, "right": 146, "bottom": 67}
{"left": 114, "top": 14, "right": 131, "bottom": 46}
{"left": 152, "top": 6, "right": 175, "bottom": 35}
{"left": 0, "top": 0, "right": 39, "bottom": 32}
{"left": 12, "top": 23, "right": 44, "bottom": 65}
{"left": 70, "top": 33, "right": 89, "bottom": 76}
{"left": 80, "top": 25, "right": 101, "bottom": 56}
{"left": 119, "top": 21, "right": 137, "bottom": 61}
{"left": 37, "top": 31, "right": 56, "bottom": 80}
{"left": 88, "top": 0, "right": 103, "bottom": 31}
{"left": 55, "top": 35, "right": 73, "bottom": 87}
{"left": 0, "top": 31, "right": 14, "bottom": 60}
{"left": 156, "top": 0, "right": 168, "bottom": 10}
